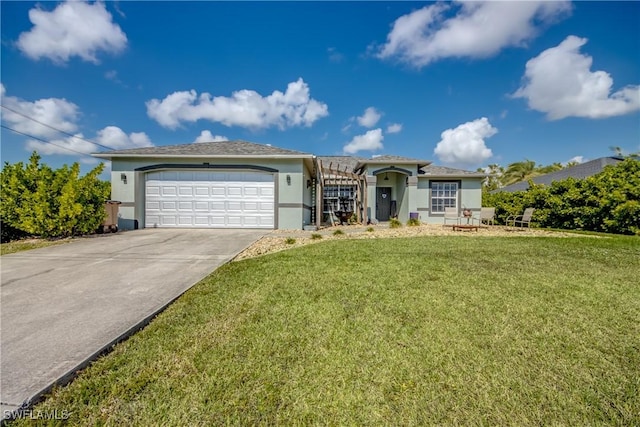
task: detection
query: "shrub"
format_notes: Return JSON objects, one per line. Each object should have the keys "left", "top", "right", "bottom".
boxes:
{"left": 285, "top": 237, "right": 296, "bottom": 244}
{"left": 333, "top": 229, "right": 344, "bottom": 236}
{"left": 407, "top": 218, "right": 421, "bottom": 227}
{"left": 483, "top": 158, "right": 640, "bottom": 235}
{"left": 367, "top": 227, "right": 374, "bottom": 233}
{"left": 0, "top": 152, "right": 110, "bottom": 240}
{"left": 389, "top": 218, "right": 402, "bottom": 228}
{"left": 311, "top": 233, "right": 322, "bottom": 240}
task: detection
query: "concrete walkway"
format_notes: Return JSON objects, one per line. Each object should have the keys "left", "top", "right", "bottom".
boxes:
{"left": 1, "top": 228, "right": 266, "bottom": 419}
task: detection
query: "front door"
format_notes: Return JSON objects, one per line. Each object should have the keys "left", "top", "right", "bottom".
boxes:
{"left": 376, "top": 187, "right": 392, "bottom": 221}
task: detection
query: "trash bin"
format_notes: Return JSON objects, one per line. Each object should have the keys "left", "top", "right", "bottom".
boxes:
{"left": 409, "top": 212, "right": 419, "bottom": 220}
{"left": 102, "top": 200, "right": 121, "bottom": 233}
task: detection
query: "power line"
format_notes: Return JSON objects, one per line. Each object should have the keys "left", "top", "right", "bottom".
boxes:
{"left": 1, "top": 124, "right": 96, "bottom": 157}
{"left": 0, "top": 104, "right": 117, "bottom": 151}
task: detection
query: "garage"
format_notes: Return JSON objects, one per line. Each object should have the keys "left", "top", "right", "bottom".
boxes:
{"left": 145, "top": 170, "right": 275, "bottom": 229}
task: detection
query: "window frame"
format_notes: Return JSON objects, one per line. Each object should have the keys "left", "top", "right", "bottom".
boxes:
{"left": 429, "top": 180, "right": 461, "bottom": 215}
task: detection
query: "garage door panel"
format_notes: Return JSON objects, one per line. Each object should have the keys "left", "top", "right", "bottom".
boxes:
{"left": 244, "top": 201, "right": 259, "bottom": 211}
{"left": 146, "top": 170, "right": 275, "bottom": 229}
{"left": 194, "top": 186, "right": 209, "bottom": 196}
{"left": 227, "top": 186, "right": 243, "bottom": 197}
{"left": 194, "top": 201, "right": 209, "bottom": 211}
{"left": 227, "top": 201, "right": 242, "bottom": 211}
{"left": 211, "top": 186, "right": 226, "bottom": 196}
{"left": 210, "top": 201, "right": 225, "bottom": 211}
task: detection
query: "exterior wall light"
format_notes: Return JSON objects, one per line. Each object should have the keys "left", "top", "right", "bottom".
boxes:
{"left": 286, "top": 174, "right": 291, "bottom": 185}
{"left": 121, "top": 173, "right": 127, "bottom": 184}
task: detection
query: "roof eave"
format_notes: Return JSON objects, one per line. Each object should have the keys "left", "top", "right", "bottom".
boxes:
{"left": 419, "top": 173, "right": 487, "bottom": 179}
{"left": 91, "top": 153, "right": 314, "bottom": 160}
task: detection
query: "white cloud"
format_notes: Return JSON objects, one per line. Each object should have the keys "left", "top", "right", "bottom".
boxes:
{"left": 377, "top": 1, "right": 571, "bottom": 68}
{"left": 193, "top": 130, "right": 229, "bottom": 143}
{"left": 17, "top": 1, "right": 127, "bottom": 64}
{"left": 95, "top": 126, "right": 153, "bottom": 150}
{"left": 343, "top": 128, "right": 384, "bottom": 154}
{"left": 328, "top": 47, "right": 345, "bottom": 63}
{"left": 1, "top": 83, "right": 79, "bottom": 138}
{"left": 24, "top": 126, "right": 152, "bottom": 158}
{"left": 146, "top": 78, "right": 329, "bottom": 130}
{"left": 565, "top": 156, "right": 585, "bottom": 165}
{"left": 1, "top": 84, "right": 151, "bottom": 157}
{"left": 513, "top": 36, "right": 640, "bottom": 120}
{"left": 357, "top": 107, "right": 382, "bottom": 128}
{"left": 387, "top": 123, "right": 403, "bottom": 134}
{"left": 434, "top": 117, "right": 496, "bottom": 166}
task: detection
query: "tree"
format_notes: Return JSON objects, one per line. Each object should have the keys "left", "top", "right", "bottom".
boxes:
{"left": 502, "top": 160, "right": 539, "bottom": 186}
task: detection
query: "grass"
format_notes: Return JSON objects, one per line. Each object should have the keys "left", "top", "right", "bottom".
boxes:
{"left": 1, "top": 238, "right": 69, "bottom": 255}
{"left": 11, "top": 235, "right": 640, "bottom": 426}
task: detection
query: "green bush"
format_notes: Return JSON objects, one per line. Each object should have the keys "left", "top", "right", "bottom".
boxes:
{"left": 389, "top": 218, "right": 402, "bottom": 228}
{"left": 484, "top": 158, "right": 640, "bottom": 235}
{"left": 407, "top": 218, "right": 421, "bottom": 226}
{"left": 311, "top": 233, "right": 322, "bottom": 240}
{"left": 367, "top": 227, "right": 374, "bottom": 233}
{"left": 333, "top": 229, "right": 344, "bottom": 236}
{"left": 285, "top": 237, "right": 296, "bottom": 244}
{"left": 0, "top": 152, "right": 110, "bottom": 241}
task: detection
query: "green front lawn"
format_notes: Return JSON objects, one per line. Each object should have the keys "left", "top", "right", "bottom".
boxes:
{"left": 12, "top": 236, "right": 640, "bottom": 425}
{"left": 1, "top": 238, "right": 69, "bottom": 255}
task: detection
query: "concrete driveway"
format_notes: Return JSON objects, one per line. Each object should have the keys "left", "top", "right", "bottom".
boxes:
{"left": 1, "top": 228, "right": 267, "bottom": 418}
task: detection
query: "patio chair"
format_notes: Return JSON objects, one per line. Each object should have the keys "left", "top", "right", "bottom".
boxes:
{"left": 443, "top": 207, "right": 460, "bottom": 226}
{"left": 506, "top": 208, "right": 535, "bottom": 228}
{"left": 475, "top": 207, "right": 496, "bottom": 226}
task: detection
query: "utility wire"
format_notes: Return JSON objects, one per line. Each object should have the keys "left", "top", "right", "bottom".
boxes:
{"left": 0, "top": 104, "right": 117, "bottom": 151}
{"left": 1, "top": 124, "right": 95, "bottom": 157}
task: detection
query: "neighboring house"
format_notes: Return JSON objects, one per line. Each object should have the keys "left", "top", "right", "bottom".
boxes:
{"left": 93, "top": 140, "right": 486, "bottom": 230}
{"left": 495, "top": 157, "right": 624, "bottom": 193}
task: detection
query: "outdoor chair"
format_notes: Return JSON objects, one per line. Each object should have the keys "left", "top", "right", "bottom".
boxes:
{"left": 476, "top": 207, "right": 496, "bottom": 226}
{"left": 443, "top": 207, "right": 460, "bottom": 226}
{"left": 506, "top": 208, "right": 535, "bottom": 228}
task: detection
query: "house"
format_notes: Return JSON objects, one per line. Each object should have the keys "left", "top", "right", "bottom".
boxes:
{"left": 93, "top": 140, "right": 486, "bottom": 230}
{"left": 496, "top": 157, "right": 624, "bottom": 193}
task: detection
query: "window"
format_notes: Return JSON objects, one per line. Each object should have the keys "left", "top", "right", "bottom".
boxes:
{"left": 323, "top": 185, "right": 356, "bottom": 213}
{"left": 430, "top": 182, "right": 458, "bottom": 213}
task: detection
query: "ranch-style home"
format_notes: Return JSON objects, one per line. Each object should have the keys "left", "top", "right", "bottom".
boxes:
{"left": 92, "top": 140, "right": 486, "bottom": 230}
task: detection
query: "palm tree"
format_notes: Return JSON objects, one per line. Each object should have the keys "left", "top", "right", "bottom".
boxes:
{"left": 503, "top": 160, "right": 539, "bottom": 186}
{"left": 536, "top": 162, "right": 563, "bottom": 174}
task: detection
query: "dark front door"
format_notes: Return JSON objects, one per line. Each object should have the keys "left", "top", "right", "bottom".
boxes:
{"left": 376, "top": 187, "right": 392, "bottom": 221}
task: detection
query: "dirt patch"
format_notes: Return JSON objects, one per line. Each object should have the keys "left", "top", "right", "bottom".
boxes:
{"left": 233, "top": 224, "right": 586, "bottom": 261}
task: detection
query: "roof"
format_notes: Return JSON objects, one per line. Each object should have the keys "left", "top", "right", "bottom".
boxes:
{"left": 419, "top": 165, "right": 487, "bottom": 178}
{"left": 92, "top": 140, "right": 313, "bottom": 159}
{"left": 496, "top": 157, "right": 624, "bottom": 192}
{"left": 355, "top": 155, "right": 431, "bottom": 172}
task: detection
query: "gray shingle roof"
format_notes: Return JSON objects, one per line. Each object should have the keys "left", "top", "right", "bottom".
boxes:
{"left": 93, "top": 140, "right": 312, "bottom": 158}
{"left": 496, "top": 157, "right": 623, "bottom": 192}
{"left": 420, "top": 165, "right": 487, "bottom": 178}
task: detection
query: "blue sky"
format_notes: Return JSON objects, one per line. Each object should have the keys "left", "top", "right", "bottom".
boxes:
{"left": 2, "top": 1, "right": 639, "bottom": 178}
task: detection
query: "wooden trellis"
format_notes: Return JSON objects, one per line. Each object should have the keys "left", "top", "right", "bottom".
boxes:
{"left": 316, "top": 159, "right": 367, "bottom": 227}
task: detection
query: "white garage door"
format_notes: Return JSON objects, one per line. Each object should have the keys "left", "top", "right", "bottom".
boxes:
{"left": 145, "top": 170, "right": 275, "bottom": 228}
